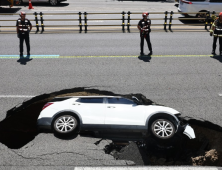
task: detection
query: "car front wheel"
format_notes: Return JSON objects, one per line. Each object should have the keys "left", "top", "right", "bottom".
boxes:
{"left": 49, "top": 0, "right": 57, "bottom": 6}
{"left": 151, "top": 119, "right": 175, "bottom": 140}
{"left": 53, "top": 114, "right": 78, "bottom": 135}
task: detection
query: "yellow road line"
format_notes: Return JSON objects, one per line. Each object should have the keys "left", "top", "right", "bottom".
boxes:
{"left": 59, "top": 55, "right": 212, "bottom": 58}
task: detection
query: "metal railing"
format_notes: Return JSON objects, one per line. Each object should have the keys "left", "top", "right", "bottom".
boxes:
{"left": 0, "top": 11, "right": 217, "bottom": 33}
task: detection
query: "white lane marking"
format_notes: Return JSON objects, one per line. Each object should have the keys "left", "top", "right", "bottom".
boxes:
{"left": 74, "top": 167, "right": 218, "bottom": 170}
{"left": 0, "top": 95, "right": 35, "bottom": 98}
{"left": 219, "top": 93, "right": 222, "bottom": 97}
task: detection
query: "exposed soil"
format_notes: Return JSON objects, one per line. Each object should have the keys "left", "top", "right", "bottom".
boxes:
{"left": 0, "top": 87, "right": 221, "bottom": 166}
{"left": 105, "top": 123, "right": 222, "bottom": 166}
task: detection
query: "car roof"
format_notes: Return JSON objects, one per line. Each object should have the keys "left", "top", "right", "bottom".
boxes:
{"left": 55, "top": 96, "right": 122, "bottom": 98}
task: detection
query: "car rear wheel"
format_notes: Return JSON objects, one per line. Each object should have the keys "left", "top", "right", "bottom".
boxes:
{"left": 52, "top": 114, "right": 78, "bottom": 135}
{"left": 49, "top": 0, "right": 57, "bottom": 6}
{"left": 151, "top": 119, "right": 175, "bottom": 140}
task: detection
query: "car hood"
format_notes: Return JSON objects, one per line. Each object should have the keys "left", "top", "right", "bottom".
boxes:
{"left": 144, "top": 105, "right": 180, "bottom": 115}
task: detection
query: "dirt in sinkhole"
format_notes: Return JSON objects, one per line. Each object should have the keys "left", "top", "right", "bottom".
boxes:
{"left": 0, "top": 87, "right": 221, "bottom": 166}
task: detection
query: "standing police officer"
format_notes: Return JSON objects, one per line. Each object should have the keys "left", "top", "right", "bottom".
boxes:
{"left": 210, "top": 12, "right": 222, "bottom": 56}
{"left": 16, "top": 11, "right": 32, "bottom": 57}
{"left": 137, "top": 12, "right": 152, "bottom": 56}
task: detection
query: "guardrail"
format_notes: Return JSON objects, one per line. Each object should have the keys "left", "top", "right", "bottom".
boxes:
{"left": 0, "top": 11, "right": 218, "bottom": 33}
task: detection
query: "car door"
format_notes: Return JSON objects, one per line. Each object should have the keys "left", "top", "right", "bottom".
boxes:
{"left": 104, "top": 97, "right": 145, "bottom": 125}
{"left": 209, "top": 0, "right": 222, "bottom": 14}
{"left": 70, "top": 97, "right": 105, "bottom": 124}
{"left": 191, "top": 0, "right": 209, "bottom": 12}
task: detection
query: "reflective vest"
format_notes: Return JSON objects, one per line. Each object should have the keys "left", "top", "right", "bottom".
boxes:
{"left": 214, "top": 19, "right": 222, "bottom": 37}
{"left": 17, "top": 18, "right": 30, "bottom": 34}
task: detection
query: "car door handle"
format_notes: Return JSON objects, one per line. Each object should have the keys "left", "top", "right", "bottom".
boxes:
{"left": 73, "top": 104, "right": 80, "bottom": 105}
{"left": 107, "top": 106, "right": 115, "bottom": 108}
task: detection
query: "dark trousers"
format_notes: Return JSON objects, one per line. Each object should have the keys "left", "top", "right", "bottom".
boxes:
{"left": 19, "top": 33, "right": 30, "bottom": 54}
{"left": 212, "top": 36, "right": 218, "bottom": 52}
{"left": 212, "top": 36, "right": 222, "bottom": 53}
{"left": 140, "top": 33, "right": 152, "bottom": 53}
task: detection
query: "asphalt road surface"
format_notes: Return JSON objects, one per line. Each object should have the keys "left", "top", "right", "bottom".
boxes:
{"left": 1, "top": 0, "right": 205, "bottom": 32}
{"left": 0, "top": 0, "right": 222, "bottom": 169}
{"left": 0, "top": 31, "right": 222, "bottom": 125}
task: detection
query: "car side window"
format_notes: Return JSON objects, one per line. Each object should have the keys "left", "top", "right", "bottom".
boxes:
{"left": 107, "top": 98, "right": 136, "bottom": 105}
{"left": 79, "top": 98, "right": 104, "bottom": 103}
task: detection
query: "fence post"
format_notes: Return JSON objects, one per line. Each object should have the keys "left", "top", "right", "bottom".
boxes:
{"left": 34, "top": 12, "right": 39, "bottom": 33}
{"left": 169, "top": 11, "right": 173, "bottom": 31}
{"left": 210, "top": 11, "right": 216, "bottom": 29}
{"left": 127, "top": 11, "right": 131, "bottom": 32}
{"left": 79, "top": 12, "right": 82, "bottom": 33}
{"left": 39, "top": 12, "right": 44, "bottom": 33}
{"left": 164, "top": 11, "right": 168, "bottom": 31}
{"left": 122, "top": 11, "right": 125, "bottom": 32}
{"left": 205, "top": 11, "right": 210, "bottom": 30}
{"left": 84, "top": 12, "right": 87, "bottom": 33}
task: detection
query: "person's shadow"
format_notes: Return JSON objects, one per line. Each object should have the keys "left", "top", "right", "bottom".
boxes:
{"left": 138, "top": 54, "right": 152, "bottom": 62}
{"left": 211, "top": 55, "right": 222, "bottom": 63}
{"left": 17, "top": 55, "right": 33, "bottom": 65}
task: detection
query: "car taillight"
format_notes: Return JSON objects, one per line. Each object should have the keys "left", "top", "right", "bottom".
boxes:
{"left": 42, "top": 103, "right": 53, "bottom": 110}
{"left": 181, "top": 0, "right": 192, "bottom": 4}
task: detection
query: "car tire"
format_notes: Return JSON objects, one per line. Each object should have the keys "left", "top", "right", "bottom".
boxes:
{"left": 49, "top": 0, "right": 58, "bottom": 6}
{"left": 52, "top": 113, "right": 78, "bottom": 136}
{"left": 196, "top": 11, "right": 206, "bottom": 23}
{"left": 150, "top": 118, "right": 175, "bottom": 140}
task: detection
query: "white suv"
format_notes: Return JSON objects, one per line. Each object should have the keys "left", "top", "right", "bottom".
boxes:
{"left": 178, "top": 0, "right": 222, "bottom": 17}
{"left": 37, "top": 96, "right": 195, "bottom": 140}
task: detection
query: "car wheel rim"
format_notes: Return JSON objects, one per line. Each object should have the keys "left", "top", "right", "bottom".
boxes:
{"left": 55, "top": 116, "right": 76, "bottom": 133}
{"left": 153, "top": 120, "right": 174, "bottom": 138}
{"left": 50, "top": 0, "right": 57, "bottom": 5}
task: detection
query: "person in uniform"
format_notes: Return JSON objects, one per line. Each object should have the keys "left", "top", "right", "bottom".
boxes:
{"left": 210, "top": 12, "right": 222, "bottom": 56}
{"left": 16, "top": 11, "right": 32, "bottom": 57}
{"left": 137, "top": 12, "right": 152, "bottom": 56}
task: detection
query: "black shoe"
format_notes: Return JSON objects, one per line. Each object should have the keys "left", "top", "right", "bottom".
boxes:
{"left": 211, "top": 50, "right": 216, "bottom": 55}
{"left": 148, "top": 51, "right": 153, "bottom": 55}
{"left": 140, "top": 52, "right": 144, "bottom": 56}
